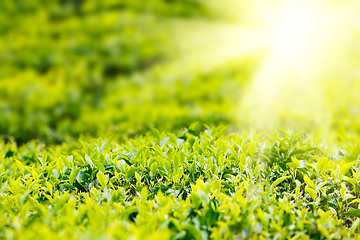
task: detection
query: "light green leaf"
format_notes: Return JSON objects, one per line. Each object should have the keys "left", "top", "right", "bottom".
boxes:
{"left": 343, "top": 177, "right": 357, "bottom": 185}
{"left": 291, "top": 157, "right": 300, "bottom": 168}
{"left": 85, "top": 154, "right": 94, "bottom": 168}
{"left": 20, "top": 190, "right": 31, "bottom": 205}
{"left": 248, "top": 142, "right": 256, "bottom": 156}
{"left": 271, "top": 176, "right": 291, "bottom": 190}
{"left": 160, "top": 137, "right": 170, "bottom": 147}
{"left": 53, "top": 194, "right": 71, "bottom": 213}
{"left": 317, "top": 157, "right": 330, "bottom": 172}
{"left": 153, "top": 128, "right": 160, "bottom": 142}
{"left": 45, "top": 182, "right": 53, "bottom": 195}
{"left": 97, "top": 171, "right": 107, "bottom": 188}
{"left": 135, "top": 172, "right": 141, "bottom": 185}
{"left": 60, "top": 155, "right": 70, "bottom": 168}
{"left": 198, "top": 190, "right": 209, "bottom": 206}
{"left": 140, "top": 187, "right": 148, "bottom": 202}
{"left": 15, "top": 160, "right": 25, "bottom": 174}
{"left": 211, "top": 179, "right": 221, "bottom": 193}
{"left": 97, "top": 137, "right": 103, "bottom": 148}
{"left": 340, "top": 161, "right": 355, "bottom": 177}
{"left": 305, "top": 186, "right": 317, "bottom": 200}
{"left": 173, "top": 154, "right": 180, "bottom": 169}
{"left": 240, "top": 152, "right": 247, "bottom": 165}
{"left": 150, "top": 162, "right": 157, "bottom": 177}
{"left": 315, "top": 181, "right": 327, "bottom": 192}
{"left": 304, "top": 175, "right": 315, "bottom": 189}
{"left": 69, "top": 168, "right": 80, "bottom": 184}
{"left": 344, "top": 209, "right": 360, "bottom": 217}
{"left": 295, "top": 185, "right": 300, "bottom": 198}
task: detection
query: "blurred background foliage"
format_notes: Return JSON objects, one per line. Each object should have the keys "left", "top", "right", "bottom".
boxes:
{"left": 0, "top": 0, "right": 255, "bottom": 144}
{"left": 0, "top": 0, "right": 360, "bottom": 145}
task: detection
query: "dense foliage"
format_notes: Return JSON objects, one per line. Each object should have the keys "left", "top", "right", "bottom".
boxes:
{"left": 1, "top": 0, "right": 360, "bottom": 239}
{"left": 0, "top": 0, "right": 256, "bottom": 145}
{"left": 1, "top": 127, "right": 360, "bottom": 239}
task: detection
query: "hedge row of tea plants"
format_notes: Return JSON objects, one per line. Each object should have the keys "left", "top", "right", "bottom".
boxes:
{"left": 0, "top": 0, "right": 257, "bottom": 144}
{"left": 2, "top": 1, "right": 360, "bottom": 239}
{"left": 1, "top": 127, "right": 360, "bottom": 239}
{"left": 3, "top": 0, "right": 359, "bottom": 146}
{"left": 0, "top": 56, "right": 254, "bottom": 144}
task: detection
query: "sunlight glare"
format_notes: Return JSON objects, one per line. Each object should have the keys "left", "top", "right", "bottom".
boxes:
{"left": 239, "top": 0, "right": 338, "bottom": 129}
{"left": 268, "top": 1, "right": 323, "bottom": 58}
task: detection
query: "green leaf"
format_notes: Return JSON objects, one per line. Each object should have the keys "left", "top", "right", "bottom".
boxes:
{"left": 60, "top": 155, "right": 70, "bottom": 168}
{"left": 15, "top": 160, "right": 25, "bottom": 174}
{"left": 97, "top": 137, "right": 103, "bottom": 148}
{"left": 38, "top": 157, "right": 44, "bottom": 166}
{"left": 160, "top": 137, "right": 170, "bottom": 147}
{"left": 287, "top": 157, "right": 300, "bottom": 168}
{"left": 344, "top": 209, "right": 360, "bottom": 217}
{"left": 20, "top": 190, "right": 31, "bottom": 205}
{"left": 135, "top": 172, "right": 141, "bottom": 185}
{"left": 62, "top": 183, "right": 74, "bottom": 189}
{"left": 315, "top": 181, "right": 327, "bottom": 192}
{"left": 96, "top": 171, "right": 107, "bottom": 188}
{"left": 164, "top": 161, "right": 172, "bottom": 174}
{"left": 150, "top": 162, "right": 157, "bottom": 177}
{"left": 85, "top": 154, "right": 94, "bottom": 168}
{"left": 349, "top": 219, "right": 360, "bottom": 234}
{"left": 304, "top": 175, "right": 315, "bottom": 189}
{"left": 198, "top": 190, "right": 209, "bottom": 206}
{"left": 96, "top": 162, "right": 106, "bottom": 173}
{"left": 172, "top": 231, "right": 187, "bottom": 240}
{"left": 153, "top": 128, "right": 160, "bottom": 142}
{"left": 278, "top": 162, "right": 287, "bottom": 171}
{"left": 240, "top": 152, "right": 247, "bottom": 165}
{"left": 305, "top": 186, "right": 317, "bottom": 200}
{"left": 173, "top": 154, "right": 180, "bottom": 169}
{"left": 187, "top": 129, "right": 200, "bottom": 138}
{"left": 317, "top": 157, "right": 330, "bottom": 172}
{"left": 126, "top": 168, "right": 136, "bottom": 179}
{"left": 45, "top": 182, "right": 53, "bottom": 195}
{"left": 204, "top": 129, "right": 212, "bottom": 138}
{"left": 53, "top": 194, "right": 70, "bottom": 213}
{"left": 344, "top": 177, "right": 357, "bottom": 186}
{"left": 185, "top": 224, "right": 207, "bottom": 240}
{"left": 340, "top": 161, "right": 355, "bottom": 177}
{"left": 42, "top": 151, "right": 48, "bottom": 165}
{"left": 295, "top": 185, "right": 300, "bottom": 198}
{"left": 211, "top": 179, "right": 221, "bottom": 193}
{"left": 140, "top": 187, "right": 148, "bottom": 202}
{"left": 248, "top": 142, "right": 256, "bottom": 156}
{"left": 69, "top": 168, "right": 80, "bottom": 184}
{"left": 290, "top": 147, "right": 319, "bottom": 156}
{"left": 189, "top": 122, "right": 199, "bottom": 130}
{"left": 117, "top": 160, "right": 127, "bottom": 171}
{"left": 271, "top": 176, "right": 291, "bottom": 190}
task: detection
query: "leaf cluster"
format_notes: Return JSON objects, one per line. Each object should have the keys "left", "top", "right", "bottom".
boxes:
{"left": 1, "top": 128, "right": 360, "bottom": 239}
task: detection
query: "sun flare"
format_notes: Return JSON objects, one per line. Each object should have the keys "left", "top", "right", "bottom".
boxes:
{"left": 239, "top": 0, "right": 344, "bottom": 129}
{"left": 267, "top": 1, "right": 328, "bottom": 58}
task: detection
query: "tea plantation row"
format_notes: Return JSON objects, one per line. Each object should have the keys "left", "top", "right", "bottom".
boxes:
{"left": 1, "top": 127, "right": 360, "bottom": 239}
{"left": 0, "top": 0, "right": 254, "bottom": 145}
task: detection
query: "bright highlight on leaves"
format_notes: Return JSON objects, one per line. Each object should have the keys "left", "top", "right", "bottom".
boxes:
{"left": 97, "top": 171, "right": 107, "bottom": 188}
{"left": 1, "top": 128, "right": 360, "bottom": 239}
{"left": 270, "top": 176, "right": 290, "bottom": 190}
{"left": 304, "top": 175, "right": 315, "bottom": 189}
{"left": 305, "top": 187, "right": 317, "bottom": 200}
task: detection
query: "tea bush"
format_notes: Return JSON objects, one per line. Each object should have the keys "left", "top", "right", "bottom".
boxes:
{"left": 1, "top": 127, "right": 360, "bottom": 239}
{"left": 0, "top": 0, "right": 256, "bottom": 144}
{"left": 2, "top": 0, "right": 360, "bottom": 239}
